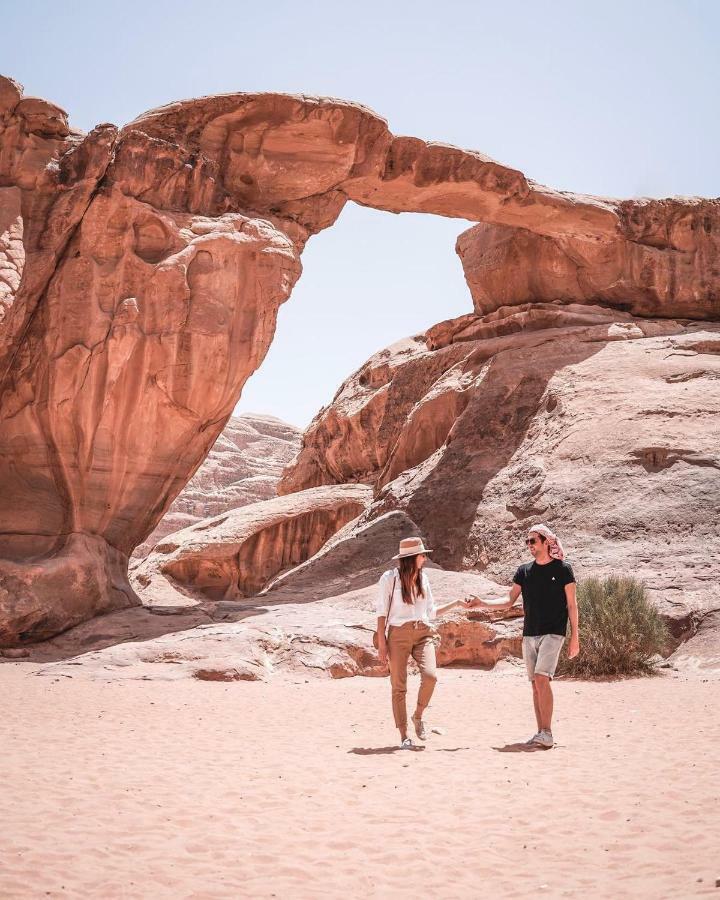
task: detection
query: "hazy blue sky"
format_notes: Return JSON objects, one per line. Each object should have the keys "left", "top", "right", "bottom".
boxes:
{"left": 5, "top": 0, "right": 718, "bottom": 427}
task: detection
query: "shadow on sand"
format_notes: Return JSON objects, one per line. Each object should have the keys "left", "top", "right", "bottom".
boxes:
{"left": 494, "top": 741, "right": 552, "bottom": 753}
{"left": 349, "top": 745, "right": 426, "bottom": 755}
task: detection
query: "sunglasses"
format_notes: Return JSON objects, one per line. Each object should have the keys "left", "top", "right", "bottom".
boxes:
{"left": 525, "top": 537, "right": 539, "bottom": 546}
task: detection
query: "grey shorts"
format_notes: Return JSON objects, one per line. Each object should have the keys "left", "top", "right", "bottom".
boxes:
{"left": 522, "top": 634, "right": 565, "bottom": 681}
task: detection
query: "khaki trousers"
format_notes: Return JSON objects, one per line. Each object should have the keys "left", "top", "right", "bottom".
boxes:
{"left": 387, "top": 622, "right": 438, "bottom": 733}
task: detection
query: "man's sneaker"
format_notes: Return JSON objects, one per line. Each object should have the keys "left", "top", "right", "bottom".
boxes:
{"left": 525, "top": 732, "right": 543, "bottom": 745}
{"left": 532, "top": 730, "right": 554, "bottom": 748}
{"left": 400, "top": 737, "right": 414, "bottom": 750}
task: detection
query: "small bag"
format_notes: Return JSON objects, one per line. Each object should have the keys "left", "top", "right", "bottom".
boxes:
{"left": 373, "top": 574, "right": 397, "bottom": 650}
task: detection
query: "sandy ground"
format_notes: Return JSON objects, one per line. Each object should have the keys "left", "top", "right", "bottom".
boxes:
{"left": 1, "top": 661, "right": 718, "bottom": 899}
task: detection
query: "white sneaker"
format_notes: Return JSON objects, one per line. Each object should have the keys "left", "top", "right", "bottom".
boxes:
{"left": 532, "top": 730, "right": 554, "bottom": 748}
{"left": 400, "top": 737, "right": 414, "bottom": 750}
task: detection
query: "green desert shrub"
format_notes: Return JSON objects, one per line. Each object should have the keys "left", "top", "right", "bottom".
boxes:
{"left": 557, "top": 575, "right": 670, "bottom": 678}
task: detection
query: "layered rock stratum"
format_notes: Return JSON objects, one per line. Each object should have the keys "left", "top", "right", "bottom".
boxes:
{"left": 132, "top": 483, "right": 372, "bottom": 606}
{"left": 1, "top": 73, "right": 719, "bottom": 668}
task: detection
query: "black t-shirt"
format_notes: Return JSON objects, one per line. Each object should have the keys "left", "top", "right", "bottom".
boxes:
{"left": 513, "top": 559, "right": 576, "bottom": 637}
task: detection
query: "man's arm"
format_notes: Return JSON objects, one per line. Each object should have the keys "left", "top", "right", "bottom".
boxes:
{"left": 465, "top": 583, "right": 522, "bottom": 610}
{"left": 566, "top": 582, "right": 580, "bottom": 658}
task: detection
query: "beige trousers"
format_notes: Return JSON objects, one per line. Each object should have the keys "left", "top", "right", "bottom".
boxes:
{"left": 387, "top": 622, "right": 438, "bottom": 733}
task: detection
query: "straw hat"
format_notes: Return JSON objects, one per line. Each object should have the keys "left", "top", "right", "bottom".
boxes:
{"left": 392, "top": 536, "right": 432, "bottom": 559}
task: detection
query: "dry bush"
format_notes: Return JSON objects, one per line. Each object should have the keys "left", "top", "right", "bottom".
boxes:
{"left": 557, "top": 575, "right": 670, "bottom": 677}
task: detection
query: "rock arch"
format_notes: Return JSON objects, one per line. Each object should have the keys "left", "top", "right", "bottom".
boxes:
{"left": 0, "top": 73, "right": 718, "bottom": 643}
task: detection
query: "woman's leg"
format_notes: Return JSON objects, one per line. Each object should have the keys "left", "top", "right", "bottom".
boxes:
{"left": 388, "top": 626, "right": 412, "bottom": 739}
{"left": 411, "top": 634, "right": 438, "bottom": 720}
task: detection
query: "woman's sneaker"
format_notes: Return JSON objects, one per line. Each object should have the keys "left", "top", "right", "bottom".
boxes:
{"left": 411, "top": 715, "right": 428, "bottom": 741}
{"left": 532, "top": 730, "right": 554, "bottom": 748}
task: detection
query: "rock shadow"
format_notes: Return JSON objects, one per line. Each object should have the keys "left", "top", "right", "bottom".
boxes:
{"left": 396, "top": 336, "right": 612, "bottom": 570}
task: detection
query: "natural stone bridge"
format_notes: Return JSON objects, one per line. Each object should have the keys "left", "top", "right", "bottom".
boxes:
{"left": 1, "top": 73, "right": 718, "bottom": 644}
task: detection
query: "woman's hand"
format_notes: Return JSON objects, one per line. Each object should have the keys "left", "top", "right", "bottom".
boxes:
{"left": 463, "top": 596, "right": 483, "bottom": 609}
{"left": 378, "top": 638, "right": 388, "bottom": 666}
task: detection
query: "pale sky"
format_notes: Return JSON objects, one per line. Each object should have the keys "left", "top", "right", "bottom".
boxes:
{"left": 5, "top": 0, "right": 718, "bottom": 427}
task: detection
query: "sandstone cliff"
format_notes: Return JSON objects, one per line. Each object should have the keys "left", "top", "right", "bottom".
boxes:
{"left": 1, "top": 72, "right": 718, "bottom": 647}
{"left": 280, "top": 308, "right": 720, "bottom": 633}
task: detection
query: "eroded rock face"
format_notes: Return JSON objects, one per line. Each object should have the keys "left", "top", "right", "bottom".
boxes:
{"left": 0, "top": 77, "right": 117, "bottom": 382}
{"left": 2, "top": 72, "right": 719, "bottom": 644}
{"left": 0, "top": 81, "right": 302, "bottom": 644}
{"left": 133, "top": 414, "right": 302, "bottom": 558}
{"left": 261, "top": 510, "right": 425, "bottom": 603}
{"left": 280, "top": 309, "right": 720, "bottom": 628}
{"left": 33, "top": 568, "right": 522, "bottom": 681}
{"left": 458, "top": 198, "right": 720, "bottom": 320}
{"left": 133, "top": 484, "right": 372, "bottom": 604}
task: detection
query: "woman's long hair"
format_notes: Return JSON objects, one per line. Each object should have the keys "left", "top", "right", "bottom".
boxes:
{"left": 398, "top": 554, "right": 425, "bottom": 604}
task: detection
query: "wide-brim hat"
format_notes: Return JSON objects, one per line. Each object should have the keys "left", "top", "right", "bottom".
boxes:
{"left": 392, "top": 537, "right": 432, "bottom": 559}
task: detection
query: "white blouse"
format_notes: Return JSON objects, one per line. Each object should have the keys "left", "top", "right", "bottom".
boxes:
{"left": 376, "top": 568, "right": 437, "bottom": 627}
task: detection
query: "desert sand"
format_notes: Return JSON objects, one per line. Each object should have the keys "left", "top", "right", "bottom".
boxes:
{"left": 2, "top": 660, "right": 718, "bottom": 899}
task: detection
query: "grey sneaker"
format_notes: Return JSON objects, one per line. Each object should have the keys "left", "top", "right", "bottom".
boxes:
{"left": 411, "top": 715, "right": 428, "bottom": 741}
{"left": 525, "top": 732, "right": 543, "bottom": 745}
{"left": 532, "top": 730, "right": 554, "bottom": 748}
{"left": 400, "top": 737, "right": 414, "bottom": 750}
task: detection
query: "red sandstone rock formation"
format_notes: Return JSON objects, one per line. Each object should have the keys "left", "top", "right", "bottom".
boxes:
{"left": 133, "top": 413, "right": 302, "bottom": 558}
{"left": 280, "top": 310, "right": 720, "bottom": 630}
{"left": 132, "top": 484, "right": 372, "bottom": 605}
{"left": 31, "top": 567, "right": 522, "bottom": 681}
{"left": 1, "top": 72, "right": 718, "bottom": 645}
{"left": 458, "top": 199, "right": 720, "bottom": 320}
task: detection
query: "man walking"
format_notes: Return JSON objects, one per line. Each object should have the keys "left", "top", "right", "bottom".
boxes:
{"left": 466, "top": 524, "right": 579, "bottom": 748}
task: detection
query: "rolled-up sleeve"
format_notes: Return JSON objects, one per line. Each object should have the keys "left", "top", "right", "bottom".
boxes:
{"left": 425, "top": 573, "right": 437, "bottom": 619}
{"left": 376, "top": 571, "right": 392, "bottom": 617}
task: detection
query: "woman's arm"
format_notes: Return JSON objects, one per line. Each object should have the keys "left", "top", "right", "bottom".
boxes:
{"left": 375, "top": 572, "right": 393, "bottom": 665}
{"left": 435, "top": 599, "right": 465, "bottom": 617}
{"left": 377, "top": 616, "right": 388, "bottom": 665}
{"left": 424, "top": 573, "right": 463, "bottom": 619}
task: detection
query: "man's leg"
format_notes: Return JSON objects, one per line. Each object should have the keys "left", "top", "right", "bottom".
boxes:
{"left": 534, "top": 674, "right": 554, "bottom": 732}
{"left": 532, "top": 680, "right": 542, "bottom": 731}
{"left": 532, "top": 635, "right": 565, "bottom": 741}
{"left": 522, "top": 637, "right": 541, "bottom": 735}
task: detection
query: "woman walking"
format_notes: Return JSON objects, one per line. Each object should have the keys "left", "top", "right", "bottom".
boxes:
{"left": 376, "top": 536, "right": 464, "bottom": 749}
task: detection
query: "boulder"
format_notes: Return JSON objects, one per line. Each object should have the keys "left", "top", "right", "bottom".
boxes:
{"left": 133, "top": 484, "right": 372, "bottom": 604}
{"left": 34, "top": 567, "right": 521, "bottom": 681}
{"left": 458, "top": 200, "right": 720, "bottom": 321}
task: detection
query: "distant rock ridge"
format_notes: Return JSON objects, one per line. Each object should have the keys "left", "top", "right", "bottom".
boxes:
{"left": 133, "top": 413, "right": 302, "bottom": 558}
